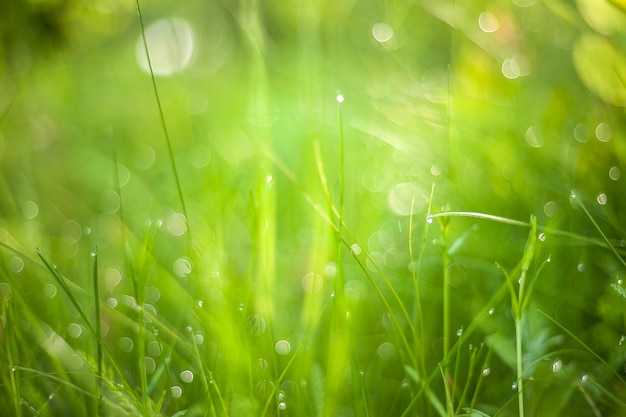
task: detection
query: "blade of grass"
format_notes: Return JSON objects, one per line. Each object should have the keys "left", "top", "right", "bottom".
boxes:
{"left": 134, "top": 0, "right": 191, "bottom": 244}
{"left": 91, "top": 246, "right": 103, "bottom": 417}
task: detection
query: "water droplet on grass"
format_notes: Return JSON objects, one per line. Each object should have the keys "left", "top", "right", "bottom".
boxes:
{"left": 577, "top": 263, "right": 585, "bottom": 272}
{"left": 180, "top": 370, "right": 194, "bottom": 383}
{"left": 456, "top": 328, "right": 463, "bottom": 337}
{"left": 171, "top": 385, "right": 182, "bottom": 398}
{"left": 278, "top": 402, "right": 287, "bottom": 410}
{"left": 147, "top": 340, "right": 162, "bottom": 357}
{"left": 351, "top": 244, "right": 362, "bottom": 255}
{"left": 194, "top": 333, "right": 204, "bottom": 345}
{"left": 552, "top": 359, "right": 562, "bottom": 373}
{"left": 488, "top": 307, "right": 495, "bottom": 316}
{"left": 9, "top": 257, "right": 24, "bottom": 274}
{"left": 197, "top": 300, "right": 204, "bottom": 308}
{"left": 609, "top": 166, "right": 621, "bottom": 181}
{"left": 597, "top": 193, "right": 608, "bottom": 205}
{"left": 619, "top": 335, "right": 625, "bottom": 346}
{"left": 511, "top": 382, "right": 518, "bottom": 390}
{"left": 482, "top": 368, "right": 491, "bottom": 377}
{"left": 538, "top": 232, "right": 546, "bottom": 241}
{"left": 336, "top": 94, "right": 344, "bottom": 103}
{"left": 581, "top": 373, "right": 588, "bottom": 383}
{"left": 426, "top": 215, "right": 433, "bottom": 224}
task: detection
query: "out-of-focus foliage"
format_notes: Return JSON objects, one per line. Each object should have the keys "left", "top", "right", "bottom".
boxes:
{"left": 1, "top": 0, "right": 626, "bottom": 416}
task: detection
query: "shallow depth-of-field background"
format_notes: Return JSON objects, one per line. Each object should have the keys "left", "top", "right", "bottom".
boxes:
{"left": 1, "top": 0, "right": 626, "bottom": 416}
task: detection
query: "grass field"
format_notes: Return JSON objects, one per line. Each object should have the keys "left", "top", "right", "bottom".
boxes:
{"left": 1, "top": 0, "right": 626, "bottom": 416}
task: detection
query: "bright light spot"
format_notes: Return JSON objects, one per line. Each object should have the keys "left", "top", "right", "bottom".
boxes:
{"left": 117, "top": 163, "right": 130, "bottom": 187}
{"left": 573, "top": 123, "right": 589, "bottom": 143}
{"left": 482, "top": 368, "right": 491, "bottom": 376}
{"left": 324, "top": 262, "right": 337, "bottom": 278}
{"left": 478, "top": 12, "right": 499, "bottom": 33}
{"left": 44, "top": 283, "right": 57, "bottom": 299}
{"left": 278, "top": 402, "right": 287, "bottom": 410}
{"left": 525, "top": 126, "right": 544, "bottom": 148}
{"left": 173, "top": 257, "right": 193, "bottom": 277}
{"left": 67, "top": 323, "right": 82, "bottom": 338}
{"left": 136, "top": 18, "right": 195, "bottom": 77}
{"left": 171, "top": 385, "right": 182, "bottom": 398}
{"left": 372, "top": 22, "right": 394, "bottom": 43}
{"left": 581, "top": 373, "right": 588, "bottom": 383}
{"left": 350, "top": 244, "right": 362, "bottom": 255}
{"left": 132, "top": 144, "right": 156, "bottom": 171}
{"left": 502, "top": 54, "right": 532, "bottom": 79}
{"left": 552, "top": 359, "right": 563, "bottom": 373}
{"left": 180, "top": 370, "right": 194, "bottom": 383}
{"left": 513, "top": 0, "right": 535, "bottom": 6}
{"left": 596, "top": 122, "right": 612, "bottom": 142}
{"left": 488, "top": 307, "right": 495, "bottom": 315}
{"left": 119, "top": 337, "right": 134, "bottom": 352}
{"left": 336, "top": 94, "right": 344, "bottom": 103}
{"left": 597, "top": 193, "right": 608, "bottom": 205}
{"left": 147, "top": 340, "right": 162, "bottom": 357}
{"left": 302, "top": 272, "right": 323, "bottom": 294}
{"left": 388, "top": 182, "right": 418, "bottom": 216}
{"left": 22, "top": 200, "right": 39, "bottom": 219}
{"left": 9, "top": 257, "right": 24, "bottom": 274}
{"left": 377, "top": 342, "right": 396, "bottom": 360}
{"left": 189, "top": 145, "right": 211, "bottom": 168}
{"left": 145, "top": 357, "right": 156, "bottom": 374}
{"left": 609, "top": 166, "right": 621, "bottom": 181}
{"left": 165, "top": 213, "right": 187, "bottom": 236}
{"left": 543, "top": 201, "right": 558, "bottom": 217}
{"left": 246, "top": 315, "right": 267, "bottom": 336}
{"left": 275, "top": 339, "right": 291, "bottom": 355}
{"left": 0, "top": 282, "right": 12, "bottom": 302}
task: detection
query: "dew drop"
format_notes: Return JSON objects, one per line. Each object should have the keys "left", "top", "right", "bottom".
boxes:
{"left": 552, "top": 359, "right": 562, "bottom": 373}
{"left": 597, "top": 193, "right": 608, "bottom": 206}
{"left": 609, "top": 166, "right": 621, "bottom": 181}
{"left": 488, "top": 307, "right": 495, "bottom": 316}
{"left": 538, "top": 232, "right": 546, "bottom": 242}
{"left": 482, "top": 368, "right": 491, "bottom": 377}
{"left": 180, "top": 370, "right": 194, "bottom": 383}
{"left": 619, "top": 335, "right": 625, "bottom": 346}
{"left": 511, "top": 382, "right": 518, "bottom": 390}
{"left": 278, "top": 402, "right": 287, "bottom": 411}
{"left": 426, "top": 215, "right": 433, "bottom": 224}
{"left": 456, "top": 328, "right": 463, "bottom": 337}
{"left": 581, "top": 373, "right": 588, "bottom": 383}
{"left": 577, "top": 263, "right": 585, "bottom": 272}
{"left": 194, "top": 333, "right": 204, "bottom": 345}
{"left": 0, "top": 282, "right": 12, "bottom": 301}
{"left": 197, "top": 300, "right": 204, "bottom": 308}
{"left": 91, "top": 247, "right": 98, "bottom": 257}
{"left": 246, "top": 315, "right": 267, "bottom": 336}
{"left": 546, "top": 255, "right": 551, "bottom": 263}
{"left": 350, "top": 244, "right": 362, "bottom": 255}
{"left": 238, "top": 303, "right": 245, "bottom": 311}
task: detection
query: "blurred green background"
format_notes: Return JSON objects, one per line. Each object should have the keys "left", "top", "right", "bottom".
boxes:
{"left": 1, "top": 0, "right": 626, "bottom": 416}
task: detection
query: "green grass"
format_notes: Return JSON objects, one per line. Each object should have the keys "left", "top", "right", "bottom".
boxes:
{"left": 1, "top": 0, "right": 626, "bottom": 416}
